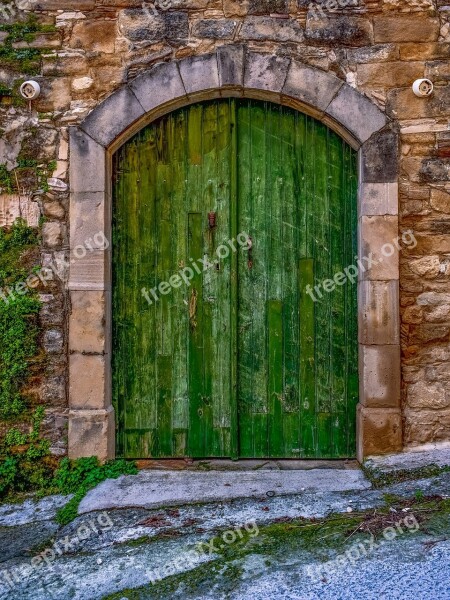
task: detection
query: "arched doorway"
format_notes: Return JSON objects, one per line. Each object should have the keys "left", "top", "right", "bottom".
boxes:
{"left": 112, "top": 98, "right": 358, "bottom": 459}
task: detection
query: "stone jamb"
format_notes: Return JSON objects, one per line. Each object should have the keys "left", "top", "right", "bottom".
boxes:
{"left": 68, "top": 45, "right": 401, "bottom": 462}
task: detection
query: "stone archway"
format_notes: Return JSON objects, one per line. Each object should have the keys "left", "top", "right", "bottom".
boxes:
{"left": 68, "top": 45, "right": 401, "bottom": 462}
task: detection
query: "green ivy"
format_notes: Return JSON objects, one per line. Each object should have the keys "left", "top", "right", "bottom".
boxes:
{"left": 54, "top": 457, "right": 139, "bottom": 524}
{"left": 0, "top": 219, "right": 41, "bottom": 418}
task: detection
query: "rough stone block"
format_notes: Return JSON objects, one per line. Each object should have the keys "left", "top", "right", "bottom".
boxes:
{"left": 305, "top": 15, "right": 373, "bottom": 46}
{"left": 359, "top": 182, "right": 398, "bottom": 217}
{"left": 0, "top": 195, "right": 41, "bottom": 228}
{"left": 69, "top": 354, "right": 108, "bottom": 410}
{"left": 347, "top": 44, "right": 399, "bottom": 64}
{"left": 387, "top": 86, "right": 450, "bottom": 121}
{"left": 430, "top": 188, "right": 450, "bottom": 214}
{"left": 359, "top": 215, "right": 399, "bottom": 281}
{"left": 282, "top": 61, "right": 342, "bottom": 116}
{"left": 360, "top": 128, "right": 399, "bottom": 183}
{"left": 244, "top": 52, "right": 290, "bottom": 97}
{"left": 42, "top": 221, "right": 63, "bottom": 249}
{"left": 80, "top": 86, "right": 145, "bottom": 148}
{"left": 358, "top": 280, "right": 400, "bottom": 345}
{"left": 179, "top": 54, "right": 220, "bottom": 96}
{"left": 407, "top": 380, "right": 450, "bottom": 410}
{"left": 357, "top": 405, "right": 402, "bottom": 460}
{"left": 70, "top": 192, "right": 108, "bottom": 251}
{"left": 240, "top": 16, "right": 304, "bottom": 43}
{"left": 325, "top": 84, "right": 387, "bottom": 145}
{"left": 192, "top": 19, "right": 238, "bottom": 39}
{"left": 69, "top": 249, "right": 109, "bottom": 291}
{"left": 373, "top": 17, "right": 440, "bottom": 43}
{"left": 217, "top": 45, "right": 245, "bottom": 89}
{"left": 129, "top": 61, "right": 187, "bottom": 113}
{"left": 118, "top": 9, "right": 188, "bottom": 44}
{"left": 359, "top": 345, "right": 401, "bottom": 408}
{"left": 69, "top": 291, "right": 106, "bottom": 354}
{"left": 35, "top": 0, "right": 94, "bottom": 8}
{"left": 404, "top": 408, "right": 450, "bottom": 446}
{"left": 357, "top": 61, "right": 425, "bottom": 88}
{"left": 69, "top": 128, "right": 106, "bottom": 193}
{"left": 248, "top": 0, "right": 288, "bottom": 13}
{"left": 43, "top": 329, "right": 64, "bottom": 354}
{"left": 68, "top": 406, "right": 115, "bottom": 461}
{"left": 70, "top": 20, "right": 116, "bottom": 53}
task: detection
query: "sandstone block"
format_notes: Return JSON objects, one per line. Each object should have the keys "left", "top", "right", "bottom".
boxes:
{"left": 179, "top": 54, "right": 220, "bottom": 96}
{"left": 244, "top": 52, "right": 290, "bottom": 97}
{"left": 130, "top": 61, "right": 187, "bottom": 113}
{"left": 69, "top": 128, "right": 106, "bottom": 193}
{"left": 409, "top": 255, "right": 441, "bottom": 278}
{"left": 359, "top": 182, "right": 398, "bottom": 216}
{"left": 387, "top": 86, "right": 450, "bottom": 120}
{"left": 358, "top": 280, "right": 400, "bottom": 345}
{"left": 70, "top": 20, "right": 116, "bottom": 53}
{"left": 374, "top": 17, "right": 440, "bottom": 43}
{"left": 42, "top": 222, "right": 63, "bottom": 248}
{"left": 357, "top": 61, "right": 425, "bottom": 88}
{"left": 357, "top": 405, "right": 402, "bottom": 460}
{"left": 399, "top": 43, "right": 450, "bottom": 61}
{"left": 404, "top": 408, "right": 450, "bottom": 446}
{"left": 325, "top": 84, "right": 387, "bottom": 145}
{"left": 282, "top": 61, "right": 342, "bottom": 116}
{"left": 69, "top": 290, "right": 106, "bottom": 354}
{"left": 80, "top": 86, "right": 145, "bottom": 148}
{"left": 70, "top": 192, "right": 108, "bottom": 251}
{"left": 69, "top": 249, "right": 109, "bottom": 291}
{"left": 359, "top": 216, "right": 399, "bottom": 281}
{"left": 359, "top": 345, "right": 401, "bottom": 408}
{"left": 407, "top": 380, "right": 450, "bottom": 410}
{"left": 68, "top": 406, "right": 115, "bottom": 461}
{"left": 69, "top": 354, "right": 108, "bottom": 410}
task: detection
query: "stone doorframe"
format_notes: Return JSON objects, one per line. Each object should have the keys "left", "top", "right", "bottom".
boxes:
{"left": 68, "top": 45, "right": 401, "bottom": 463}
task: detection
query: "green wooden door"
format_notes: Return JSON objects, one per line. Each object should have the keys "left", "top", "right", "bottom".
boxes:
{"left": 113, "top": 99, "right": 358, "bottom": 459}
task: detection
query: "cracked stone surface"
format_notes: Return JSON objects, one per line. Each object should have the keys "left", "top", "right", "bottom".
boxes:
{"left": 0, "top": 465, "right": 449, "bottom": 599}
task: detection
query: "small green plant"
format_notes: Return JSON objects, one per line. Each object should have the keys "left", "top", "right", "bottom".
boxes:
{"left": 54, "top": 458, "right": 138, "bottom": 524}
{"left": 414, "top": 489, "right": 425, "bottom": 501}
{"left": 0, "top": 16, "right": 56, "bottom": 74}
{"left": 0, "top": 406, "right": 52, "bottom": 498}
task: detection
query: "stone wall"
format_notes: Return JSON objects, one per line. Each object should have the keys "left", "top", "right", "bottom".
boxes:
{"left": 0, "top": 0, "right": 449, "bottom": 454}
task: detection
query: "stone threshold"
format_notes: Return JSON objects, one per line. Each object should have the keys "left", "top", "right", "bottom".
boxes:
{"left": 78, "top": 467, "right": 370, "bottom": 514}
{"left": 134, "top": 458, "right": 360, "bottom": 471}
